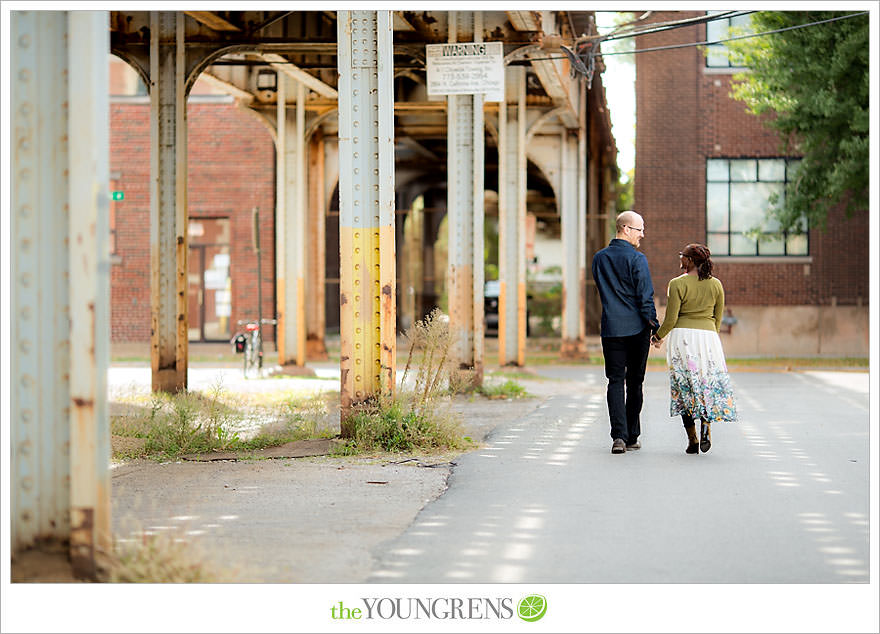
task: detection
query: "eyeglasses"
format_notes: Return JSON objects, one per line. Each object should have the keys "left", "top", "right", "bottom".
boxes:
{"left": 626, "top": 225, "right": 645, "bottom": 234}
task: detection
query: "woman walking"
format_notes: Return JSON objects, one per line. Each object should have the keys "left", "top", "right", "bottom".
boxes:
{"left": 651, "top": 244, "right": 737, "bottom": 453}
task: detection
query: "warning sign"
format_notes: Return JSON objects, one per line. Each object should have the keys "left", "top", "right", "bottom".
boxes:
{"left": 426, "top": 41, "right": 504, "bottom": 102}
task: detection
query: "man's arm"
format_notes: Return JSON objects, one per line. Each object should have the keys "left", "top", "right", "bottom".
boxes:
{"left": 633, "top": 253, "right": 659, "bottom": 332}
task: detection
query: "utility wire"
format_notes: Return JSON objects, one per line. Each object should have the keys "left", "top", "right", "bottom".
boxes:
{"left": 528, "top": 11, "right": 868, "bottom": 64}
{"left": 601, "top": 11, "right": 869, "bottom": 56}
{"left": 591, "top": 11, "right": 755, "bottom": 45}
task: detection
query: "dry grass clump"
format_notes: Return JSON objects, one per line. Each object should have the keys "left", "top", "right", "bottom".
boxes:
{"left": 341, "top": 309, "right": 471, "bottom": 454}
{"left": 106, "top": 532, "right": 231, "bottom": 583}
{"left": 111, "top": 382, "right": 339, "bottom": 461}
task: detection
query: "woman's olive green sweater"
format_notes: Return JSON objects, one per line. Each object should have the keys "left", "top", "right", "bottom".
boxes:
{"left": 655, "top": 273, "right": 725, "bottom": 340}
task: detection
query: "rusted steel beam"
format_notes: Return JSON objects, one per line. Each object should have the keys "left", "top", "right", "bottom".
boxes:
{"left": 276, "top": 77, "right": 308, "bottom": 367}
{"left": 150, "top": 11, "right": 188, "bottom": 392}
{"left": 11, "top": 10, "right": 73, "bottom": 554}
{"left": 257, "top": 52, "right": 338, "bottom": 99}
{"left": 498, "top": 65, "right": 528, "bottom": 367}
{"left": 275, "top": 71, "right": 287, "bottom": 363}
{"left": 294, "top": 81, "right": 308, "bottom": 366}
{"left": 198, "top": 70, "right": 255, "bottom": 102}
{"left": 68, "top": 9, "right": 112, "bottom": 579}
{"left": 337, "top": 11, "right": 396, "bottom": 427}
{"left": 560, "top": 128, "right": 586, "bottom": 358}
{"left": 306, "top": 131, "right": 328, "bottom": 359}
{"left": 577, "top": 78, "right": 588, "bottom": 342}
{"left": 446, "top": 11, "right": 485, "bottom": 388}
{"left": 184, "top": 11, "right": 241, "bottom": 32}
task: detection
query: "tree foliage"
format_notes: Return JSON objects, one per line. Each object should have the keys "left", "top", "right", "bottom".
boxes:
{"left": 725, "top": 11, "right": 868, "bottom": 230}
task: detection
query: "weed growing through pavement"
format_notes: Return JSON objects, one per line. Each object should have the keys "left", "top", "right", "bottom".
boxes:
{"left": 110, "top": 382, "right": 339, "bottom": 461}
{"left": 341, "top": 309, "right": 471, "bottom": 454}
{"left": 478, "top": 379, "right": 532, "bottom": 400}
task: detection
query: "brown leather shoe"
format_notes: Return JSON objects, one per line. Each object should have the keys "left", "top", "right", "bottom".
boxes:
{"left": 611, "top": 438, "right": 626, "bottom": 454}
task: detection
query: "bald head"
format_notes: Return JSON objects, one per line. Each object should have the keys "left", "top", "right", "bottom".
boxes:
{"left": 616, "top": 211, "right": 642, "bottom": 233}
{"left": 616, "top": 210, "right": 645, "bottom": 247}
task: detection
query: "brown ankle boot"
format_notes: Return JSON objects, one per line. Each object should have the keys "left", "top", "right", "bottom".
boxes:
{"left": 700, "top": 421, "right": 712, "bottom": 453}
{"left": 685, "top": 425, "right": 699, "bottom": 454}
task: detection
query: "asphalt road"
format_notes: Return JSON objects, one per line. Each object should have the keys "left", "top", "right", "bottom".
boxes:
{"left": 109, "top": 365, "right": 870, "bottom": 585}
{"left": 367, "top": 368, "right": 871, "bottom": 583}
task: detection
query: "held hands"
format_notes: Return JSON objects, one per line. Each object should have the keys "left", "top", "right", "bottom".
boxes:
{"left": 650, "top": 333, "right": 662, "bottom": 349}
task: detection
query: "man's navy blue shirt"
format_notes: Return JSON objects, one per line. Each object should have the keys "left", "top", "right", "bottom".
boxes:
{"left": 591, "top": 238, "right": 659, "bottom": 338}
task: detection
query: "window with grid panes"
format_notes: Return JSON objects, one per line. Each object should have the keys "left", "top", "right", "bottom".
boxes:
{"left": 706, "top": 158, "right": 808, "bottom": 257}
{"left": 705, "top": 11, "right": 753, "bottom": 68}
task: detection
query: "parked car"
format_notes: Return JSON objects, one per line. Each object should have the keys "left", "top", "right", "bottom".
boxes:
{"left": 484, "top": 280, "right": 530, "bottom": 337}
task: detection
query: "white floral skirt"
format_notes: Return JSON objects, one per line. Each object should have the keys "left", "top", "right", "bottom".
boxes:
{"left": 666, "top": 328, "right": 737, "bottom": 423}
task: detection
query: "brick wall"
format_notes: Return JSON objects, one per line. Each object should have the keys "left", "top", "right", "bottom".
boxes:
{"left": 634, "top": 11, "right": 868, "bottom": 308}
{"left": 109, "top": 101, "right": 277, "bottom": 342}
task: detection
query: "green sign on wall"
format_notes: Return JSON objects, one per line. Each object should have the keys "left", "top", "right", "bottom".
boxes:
{"left": 111, "top": 191, "right": 124, "bottom": 201}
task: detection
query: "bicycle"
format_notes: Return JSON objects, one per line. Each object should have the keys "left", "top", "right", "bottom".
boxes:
{"left": 231, "top": 318, "right": 276, "bottom": 379}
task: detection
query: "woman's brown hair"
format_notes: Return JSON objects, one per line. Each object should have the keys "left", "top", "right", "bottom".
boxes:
{"left": 681, "top": 243, "right": 713, "bottom": 280}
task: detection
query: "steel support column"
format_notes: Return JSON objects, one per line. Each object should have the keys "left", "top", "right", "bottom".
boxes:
{"left": 446, "top": 11, "right": 485, "bottom": 387}
{"left": 497, "top": 66, "right": 527, "bottom": 366}
{"left": 337, "top": 10, "right": 396, "bottom": 424}
{"left": 150, "top": 11, "right": 188, "bottom": 392}
{"left": 560, "top": 129, "right": 585, "bottom": 357}
{"left": 68, "top": 11, "right": 112, "bottom": 576}
{"left": 278, "top": 80, "right": 308, "bottom": 366}
{"left": 275, "top": 70, "right": 287, "bottom": 361}
{"left": 578, "top": 78, "right": 589, "bottom": 340}
{"left": 11, "top": 10, "right": 110, "bottom": 578}
{"left": 11, "top": 8, "right": 72, "bottom": 556}
{"left": 306, "top": 130, "right": 328, "bottom": 359}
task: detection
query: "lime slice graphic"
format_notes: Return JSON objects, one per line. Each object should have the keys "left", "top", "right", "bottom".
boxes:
{"left": 517, "top": 595, "right": 547, "bottom": 622}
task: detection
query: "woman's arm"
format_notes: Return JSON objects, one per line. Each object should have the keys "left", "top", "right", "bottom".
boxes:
{"left": 713, "top": 280, "right": 725, "bottom": 333}
{"left": 655, "top": 279, "right": 682, "bottom": 340}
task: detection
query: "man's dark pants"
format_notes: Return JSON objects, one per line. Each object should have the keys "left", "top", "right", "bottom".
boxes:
{"left": 601, "top": 327, "right": 651, "bottom": 443}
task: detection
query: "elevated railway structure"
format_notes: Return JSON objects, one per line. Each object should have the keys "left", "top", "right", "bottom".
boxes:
{"left": 10, "top": 9, "right": 617, "bottom": 576}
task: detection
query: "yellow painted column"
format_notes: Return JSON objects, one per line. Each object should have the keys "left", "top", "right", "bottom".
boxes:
{"left": 337, "top": 11, "right": 396, "bottom": 428}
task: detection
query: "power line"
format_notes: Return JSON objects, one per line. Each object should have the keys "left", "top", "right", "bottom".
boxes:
{"left": 591, "top": 11, "right": 755, "bottom": 46}
{"left": 532, "top": 11, "right": 868, "bottom": 67}
{"left": 601, "top": 11, "right": 869, "bottom": 57}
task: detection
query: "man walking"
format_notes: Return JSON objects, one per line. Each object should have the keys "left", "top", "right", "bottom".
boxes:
{"left": 592, "top": 210, "right": 659, "bottom": 454}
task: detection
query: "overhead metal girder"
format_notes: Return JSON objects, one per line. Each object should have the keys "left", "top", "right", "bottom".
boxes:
{"left": 337, "top": 10, "right": 397, "bottom": 424}
{"left": 497, "top": 65, "right": 528, "bottom": 367}
{"left": 257, "top": 52, "right": 339, "bottom": 99}
{"left": 507, "top": 10, "right": 578, "bottom": 128}
{"left": 183, "top": 10, "right": 241, "bottom": 32}
{"left": 150, "top": 11, "right": 189, "bottom": 392}
{"left": 446, "top": 10, "right": 485, "bottom": 387}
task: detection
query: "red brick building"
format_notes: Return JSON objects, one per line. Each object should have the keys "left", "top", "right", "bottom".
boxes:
{"left": 109, "top": 58, "right": 277, "bottom": 343}
{"left": 634, "top": 11, "right": 868, "bottom": 356}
